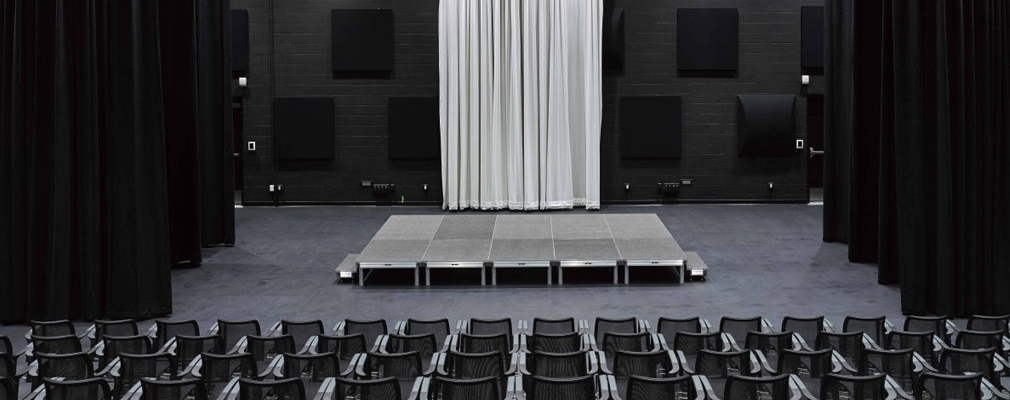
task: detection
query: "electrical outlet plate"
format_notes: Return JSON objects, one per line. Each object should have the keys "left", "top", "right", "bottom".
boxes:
{"left": 796, "top": 139, "right": 805, "bottom": 149}
{"left": 801, "top": 75, "right": 810, "bottom": 85}
{"left": 247, "top": 141, "right": 256, "bottom": 151}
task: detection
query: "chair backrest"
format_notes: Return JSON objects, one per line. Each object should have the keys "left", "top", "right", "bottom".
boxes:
{"left": 914, "top": 371, "right": 982, "bottom": 400}
{"left": 525, "top": 375, "right": 597, "bottom": 400}
{"left": 30, "top": 320, "right": 76, "bottom": 337}
{"left": 239, "top": 377, "right": 305, "bottom": 400}
{"left": 626, "top": 375, "right": 695, "bottom": 400}
{"left": 245, "top": 334, "right": 296, "bottom": 362}
{"left": 154, "top": 320, "right": 200, "bottom": 348}
{"left": 954, "top": 330, "right": 1005, "bottom": 350}
{"left": 280, "top": 320, "right": 324, "bottom": 348}
{"left": 345, "top": 320, "right": 388, "bottom": 349}
{"left": 695, "top": 349, "right": 753, "bottom": 378}
{"left": 904, "top": 316, "right": 948, "bottom": 339}
{"left": 782, "top": 316, "right": 824, "bottom": 344}
{"left": 815, "top": 331, "right": 865, "bottom": 365}
{"left": 217, "top": 320, "right": 261, "bottom": 351}
{"left": 529, "top": 332, "right": 582, "bottom": 354}
{"left": 0, "top": 337, "right": 11, "bottom": 356}
{"left": 174, "top": 334, "right": 224, "bottom": 366}
{"left": 594, "top": 317, "right": 637, "bottom": 349}
{"left": 532, "top": 318, "right": 577, "bottom": 335}
{"left": 0, "top": 354, "right": 15, "bottom": 380}
{"left": 386, "top": 333, "right": 437, "bottom": 362}
{"left": 333, "top": 377, "right": 400, "bottom": 400}
{"left": 316, "top": 334, "right": 367, "bottom": 361}
{"left": 820, "top": 373, "right": 887, "bottom": 400}
{"left": 103, "top": 334, "right": 153, "bottom": 360}
{"left": 723, "top": 374, "right": 792, "bottom": 400}
{"left": 885, "top": 330, "right": 933, "bottom": 355}
{"left": 362, "top": 351, "right": 422, "bottom": 380}
{"left": 939, "top": 347, "right": 997, "bottom": 382}
{"left": 118, "top": 353, "right": 177, "bottom": 395}
{"left": 199, "top": 353, "right": 258, "bottom": 383}
{"left": 443, "top": 351, "right": 506, "bottom": 379}
{"left": 140, "top": 378, "right": 208, "bottom": 400}
{"left": 526, "top": 350, "right": 589, "bottom": 378}
{"left": 602, "top": 332, "right": 652, "bottom": 361}
{"left": 405, "top": 319, "right": 451, "bottom": 349}
{"left": 858, "top": 348, "right": 915, "bottom": 392}
{"left": 36, "top": 352, "right": 94, "bottom": 384}
{"left": 280, "top": 352, "right": 340, "bottom": 382}
{"left": 94, "top": 319, "right": 139, "bottom": 342}
{"left": 966, "top": 315, "right": 1010, "bottom": 333}
{"left": 0, "top": 378, "right": 16, "bottom": 400}
{"left": 612, "top": 350, "right": 673, "bottom": 379}
{"left": 776, "top": 349, "right": 833, "bottom": 379}
{"left": 672, "top": 331, "right": 721, "bottom": 357}
{"left": 657, "top": 317, "right": 703, "bottom": 345}
{"left": 42, "top": 377, "right": 112, "bottom": 400}
{"left": 459, "top": 332, "right": 510, "bottom": 356}
{"left": 428, "top": 376, "right": 502, "bottom": 400}
{"left": 31, "top": 335, "right": 82, "bottom": 355}
{"left": 718, "top": 317, "right": 763, "bottom": 343}
{"left": 744, "top": 331, "right": 794, "bottom": 354}
{"left": 843, "top": 316, "right": 886, "bottom": 347}
{"left": 469, "top": 318, "right": 513, "bottom": 341}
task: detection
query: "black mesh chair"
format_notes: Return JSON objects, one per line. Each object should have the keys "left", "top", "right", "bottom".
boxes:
{"left": 955, "top": 330, "right": 1005, "bottom": 352}
{"left": 816, "top": 331, "right": 865, "bottom": 367}
{"left": 914, "top": 371, "right": 983, "bottom": 400}
{"left": 745, "top": 331, "right": 796, "bottom": 373}
{"left": 31, "top": 335, "right": 82, "bottom": 356}
{"left": 0, "top": 354, "right": 16, "bottom": 382}
{"left": 469, "top": 318, "right": 513, "bottom": 338}
{"left": 523, "top": 350, "right": 593, "bottom": 379}
{"left": 153, "top": 320, "right": 200, "bottom": 349}
{"left": 0, "top": 379, "right": 16, "bottom": 400}
{"left": 92, "top": 320, "right": 139, "bottom": 344}
{"left": 523, "top": 375, "right": 600, "bottom": 400}
{"left": 404, "top": 319, "right": 451, "bottom": 350}
{"left": 139, "top": 378, "right": 208, "bottom": 400}
{"left": 905, "top": 316, "right": 950, "bottom": 344}
{"left": 441, "top": 350, "right": 508, "bottom": 379}
{"left": 967, "top": 315, "right": 1010, "bottom": 334}
{"left": 691, "top": 349, "right": 756, "bottom": 397}
{"left": 34, "top": 352, "right": 94, "bottom": 389}
{"left": 594, "top": 318, "right": 638, "bottom": 350}
{"left": 657, "top": 317, "right": 704, "bottom": 349}
{"left": 115, "top": 353, "right": 176, "bottom": 397}
{"left": 279, "top": 352, "right": 345, "bottom": 396}
{"left": 101, "top": 334, "right": 153, "bottom": 368}
{"left": 385, "top": 333, "right": 437, "bottom": 367}
{"left": 937, "top": 348, "right": 999, "bottom": 387}
{"left": 316, "top": 334, "right": 367, "bottom": 374}
{"left": 609, "top": 350, "right": 677, "bottom": 400}
{"left": 245, "top": 334, "right": 296, "bottom": 374}
{"left": 858, "top": 347, "right": 916, "bottom": 396}
{"left": 624, "top": 375, "right": 696, "bottom": 400}
{"left": 424, "top": 376, "right": 501, "bottom": 400}
{"left": 532, "top": 318, "right": 577, "bottom": 335}
{"left": 459, "top": 333, "right": 511, "bottom": 356}
{"left": 198, "top": 353, "right": 261, "bottom": 399}
{"left": 886, "top": 330, "right": 936, "bottom": 363}
{"left": 333, "top": 376, "right": 401, "bottom": 400}
{"left": 42, "top": 377, "right": 113, "bottom": 400}
{"left": 239, "top": 377, "right": 305, "bottom": 400}
{"left": 844, "top": 317, "right": 887, "bottom": 348}
{"left": 673, "top": 332, "right": 723, "bottom": 374}
{"left": 30, "top": 321, "right": 77, "bottom": 338}
{"left": 776, "top": 349, "right": 833, "bottom": 397}
{"left": 174, "top": 335, "right": 224, "bottom": 373}
{"left": 357, "top": 352, "right": 425, "bottom": 399}
{"left": 602, "top": 332, "right": 654, "bottom": 363}
{"left": 782, "top": 317, "right": 825, "bottom": 349}
{"left": 718, "top": 317, "right": 764, "bottom": 345}
{"left": 345, "top": 320, "right": 389, "bottom": 350}
{"left": 820, "top": 373, "right": 888, "bottom": 400}
{"left": 217, "top": 320, "right": 261, "bottom": 352}
{"left": 280, "top": 320, "right": 324, "bottom": 351}
{"left": 722, "top": 374, "right": 792, "bottom": 400}
{"left": 528, "top": 332, "right": 582, "bottom": 354}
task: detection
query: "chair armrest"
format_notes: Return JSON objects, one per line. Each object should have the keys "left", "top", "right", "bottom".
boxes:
{"left": 266, "top": 321, "right": 282, "bottom": 337}
{"left": 518, "top": 320, "right": 529, "bottom": 336}
{"left": 215, "top": 376, "right": 241, "bottom": 400}
{"left": 157, "top": 337, "right": 177, "bottom": 355}
{"left": 519, "top": 334, "right": 529, "bottom": 353}
{"left": 588, "top": 334, "right": 601, "bottom": 352}
{"left": 587, "top": 351, "right": 599, "bottom": 376}
{"left": 456, "top": 320, "right": 468, "bottom": 334}
{"left": 605, "top": 375, "right": 621, "bottom": 400}
{"left": 945, "top": 320, "right": 959, "bottom": 338}
{"left": 700, "top": 319, "right": 714, "bottom": 334}
{"left": 689, "top": 376, "right": 710, "bottom": 400}
{"left": 932, "top": 335, "right": 949, "bottom": 354}
{"left": 448, "top": 335, "right": 459, "bottom": 353}
{"left": 507, "top": 352, "right": 519, "bottom": 375}
{"left": 311, "top": 377, "right": 336, "bottom": 400}
{"left": 761, "top": 318, "right": 776, "bottom": 333}
{"left": 884, "top": 319, "right": 897, "bottom": 333}
{"left": 753, "top": 350, "right": 776, "bottom": 375}
{"left": 181, "top": 355, "right": 203, "bottom": 378}
{"left": 355, "top": 354, "right": 368, "bottom": 378}
{"left": 96, "top": 357, "right": 121, "bottom": 377}
{"left": 207, "top": 322, "right": 220, "bottom": 336}
{"left": 694, "top": 375, "right": 719, "bottom": 400}
{"left": 792, "top": 333, "right": 813, "bottom": 351}
{"left": 509, "top": 375, "right": 526, "bottom": 400}
{"left": 598, "top": 351, "right": 613, "bottom": 374}
{"left": 299, "top": 336, "right": 317, "bottom": 355}
{"left": 25, "top": 381, "right": 47, "bottom": 400}
{"left": 263, "top": 353, "right": 284, "bottom": 379}
{"left": 884, "top": 374, "right": 913, "bottom": 400}
{"left": 994, "top": 353, "right": 1010, "bottom": 373}
{"left": 677, "top": 350, "right": 695, "bottom": 375}
{"left": 579, "top": 320, "right": 590, "bottom": 334}
{"left": 440, "top": 335, "right": 454, "bottom": 353}
{"left": 422, "top": 353, "right": 440, "bottom": 376}
{"left": 667, "top": 350, "right": 681, "bottom": 376}
{"left": 748, "top": 352, "right": 762, "bottom": 375}
{"left": 88, "top": 341, "right": 105, "bottom": 358}
{"left": 863, "top": 333, "right": 883, "bottom": 350}
{"left": 982, "top": 377, "right": 1010, "bottom": 400}
{"left": 912, "top": 352, "right": 938, "bottom": 373}
{"left": 393, "top": 321, "right": 406, "bottom": 335}
{"left": 650, "top": 334, "right": 663, "bottom": 352}
{"left": 409, "top": 376, "right": 428, "bottom": 400}
{"left": 340, "top": 353, "right": 361, "bottom": 377}
{"left": 227, "top": 336, "right": 247, "bottom": 355}
{"left": 27, "top": 360, "right": 39, "bottom": 380}
{"left": 639, "top": 319, "right": 652, "bottom": 334}
{"left": 330, "top": 321, "right": 344, "bottom": 336}
{"left": 823, "top": 319, "right": 837, "bottom": 333}
{"left": 830, "top": 350, "right": 857, "bottom": 374}
{"left": 511, "top": 333, "right": 522, "bottom": 353}
{"left": 721, "top": 333, "right": 741, "bottom": 351}
{"left": 582, "top": 333, "right": 594, "bottom": 352}
{"left": 371, "top": 335, "right": 388, "bottom": 353}
{"left": 656, "top": 333, "right": 670, "bottom": 351}
{"left": 124, "top": 381, "right": 144, "bottom": 400}
{"left": 82, "top": 325, "right": 97, "bottom": 342}
{"left": 145, "top": 324, "right": 158, "bottom": 338}
{"left": 787, "top": 374, "right": 813, "bottom": 400}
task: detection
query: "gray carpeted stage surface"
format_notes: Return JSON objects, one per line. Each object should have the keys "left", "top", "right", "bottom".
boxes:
{"left": 0, "top": 204, "right": 906, "bottom": 340}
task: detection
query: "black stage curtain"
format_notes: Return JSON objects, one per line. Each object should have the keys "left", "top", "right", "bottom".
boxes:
{"left": 826, "top": 0, "right": 1010, "bottom": 316}
{"left": 0, "top": 0, "right": 233, "bottom": 322}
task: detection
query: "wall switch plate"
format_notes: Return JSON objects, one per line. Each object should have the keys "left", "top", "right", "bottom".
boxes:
{"left": 247, "top": 141, "right": 256, "bottom": 151}
{"left": 624, "top": 183, "right": 631, "bottom": 191}
{"left": 680, "top": 179, "right": 694, "bottom": 186}
{"left": 269, "top": 184, "right": 275, "bottom": 192}
{"left": 238, "top": 77, "right": 248, "bottom": 87}
{"left": 801, "top": 75, "right": 810, "bottom": 85}
{"left": 360, "top": 180, "right": 372, "bottom": 188}
{"left": 423, "top": 184, "right": 429, "bottom": 192}
{"left": 768, "top": 182, "right": 775, "bottom": 190}
{"left": 796, "top": 139, "right": 805, "bottom": 149}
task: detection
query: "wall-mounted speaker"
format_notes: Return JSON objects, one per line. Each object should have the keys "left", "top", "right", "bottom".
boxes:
{"left": 388, "top": 97, "right": 440, "bottom": 160}
{"left": 801, "top": 6, "right": 825, "bottom": 70}
{"left": 331, "top": 9, "right": 394, "bottom": 73}
{"left": 620, "top": 96, "right": 682, "bottom": 159}
{"left": 677, "top": 8, "right": 739, "bottom": 71}
{"left": 603, "top": 0, "right": 625, "bottom": 72}
{"left": 737, "top": 95, "right": 796, "bottom": 157}
{"left": 273, "top": 98, "right": 335, "bottom": 160}
{"left": 230, "top": 10, "right": 249, "bottom": 76}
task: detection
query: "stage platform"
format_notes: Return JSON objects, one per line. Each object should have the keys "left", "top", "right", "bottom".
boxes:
{"left": 353, "top": 214, "right": 706, "bottom": 286}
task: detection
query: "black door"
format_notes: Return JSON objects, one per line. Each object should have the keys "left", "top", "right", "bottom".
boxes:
{"left": 807, "top": 95, "right": 824, "bottom": 189}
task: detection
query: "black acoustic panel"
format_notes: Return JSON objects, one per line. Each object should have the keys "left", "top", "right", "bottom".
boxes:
{"left": 737, "top": 95, "right": 796, "bottom": 157}
{"left": 801, "top": 7, "right": 825, "bottom": 69}
{"left": 620, "top": 96, "right": 682, "bottom": 159}
{"left": 230, "top": 10, "right": 249, "bottom": 75}
{"left": 603, "top": 1, "right": 625, "bottom": 72}
{"left": 331, "top": 9, "right": 394, "bottom": 73}
{"left": 273, "top": 98, "right": 335, "bottom": 160}
{"left": 677, "top": 8, "right": 738, "bottom": 71}
{"left": 388, "top": 97, "right": 440, "bottom": 160}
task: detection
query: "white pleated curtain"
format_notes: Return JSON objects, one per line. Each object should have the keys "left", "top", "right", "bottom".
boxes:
{"left": 439, "top": 0, "right": 602, "bottom": 210}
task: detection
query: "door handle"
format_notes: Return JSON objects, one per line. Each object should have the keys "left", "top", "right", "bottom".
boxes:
{"left": 809, "top": 148, "right": 824, "bottom": 158}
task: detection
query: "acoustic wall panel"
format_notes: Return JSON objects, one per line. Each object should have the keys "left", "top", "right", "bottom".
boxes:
{"left": 603, "top": 0, "right": 625, "bottom": 72}
{"left": 677, "top": 8, "right": 738, "bottom": 71}
{"left": 230, "top": 10, "right": 249, "bottom": 75}
{"left": 737, "top": 95, "right": 796, "bottom": 157}
{"left": 331, "top": 9, "right": 394, "bottom": 73}
{"left": 273, "top": 98, "right": 335, "bottom": 160}
{"left": 620, "top": 96, "right": 682, "bottom": 159}
{"left": 801, "top": 7, "right": 825, "bottom": 69}
{"left": 388, "top": 97, "right": 440, "bottom": 160}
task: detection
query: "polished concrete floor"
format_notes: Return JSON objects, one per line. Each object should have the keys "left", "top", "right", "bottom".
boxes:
{"left": 1, "top": 204, "right": 903, "bottom": 342}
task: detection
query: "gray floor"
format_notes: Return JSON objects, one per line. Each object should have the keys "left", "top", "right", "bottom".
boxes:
{"left": 0, "top": 204, "right": 902, "bottom": 340}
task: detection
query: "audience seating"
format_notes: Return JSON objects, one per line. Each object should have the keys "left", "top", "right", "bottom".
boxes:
{"left": 3, "top": 314, "right": 1009, "bottom": 400}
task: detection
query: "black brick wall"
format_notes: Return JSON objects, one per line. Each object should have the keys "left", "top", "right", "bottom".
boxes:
{"left": 234, "top": 0, "right": 824, "bottom": 205}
